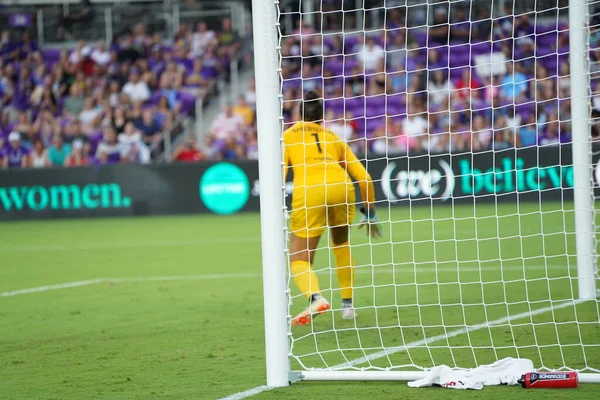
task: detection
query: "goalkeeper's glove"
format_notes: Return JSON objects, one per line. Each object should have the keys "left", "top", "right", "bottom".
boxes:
{"left": 358, "top": 207, "right": 382, "bottom": 239}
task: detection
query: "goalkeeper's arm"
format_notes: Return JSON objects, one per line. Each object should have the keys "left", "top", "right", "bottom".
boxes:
{"left": 340, "top": 144, "right": 382, "bottom": 238}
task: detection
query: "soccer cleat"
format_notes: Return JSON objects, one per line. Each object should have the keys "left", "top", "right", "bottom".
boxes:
{"left": 341, "top": 302, "right": 357, "bottom": 320}
{"left": 292, "top": 296, "right": 331, "bottom": 326}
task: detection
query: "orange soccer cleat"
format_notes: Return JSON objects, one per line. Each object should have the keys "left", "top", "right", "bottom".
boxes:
{"left": 292, "top": 296, "right": 331, "bottom": 326}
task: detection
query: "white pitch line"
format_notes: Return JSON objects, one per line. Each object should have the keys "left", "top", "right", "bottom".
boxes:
{"left": 0, "top": 278, "right": 104, "bottom": 297}
{"left": 217, "top": 385, "right": 275, "bottom": 400}
{"left": 0, "top": 273, "right": 264, "bottom": 298}
{"left": 0, "top": 265, "right": 577, "bottom": 298}
{"left": 108, "top": 273, "right": 262, "bottom": 283}
{"left": 329, "top": 299, "right": 582, "bottom": 370}
{"left": 0, "top": 237, "right": 261, "bottom": 253}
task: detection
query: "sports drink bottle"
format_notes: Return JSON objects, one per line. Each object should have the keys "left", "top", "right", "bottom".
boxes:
{"left": 518, "top": 372, "right": 578, "bottom": 389}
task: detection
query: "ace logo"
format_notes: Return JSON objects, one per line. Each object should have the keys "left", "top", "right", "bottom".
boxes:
{"left": 380, "top": 160, "right": 455, "bottom": 201}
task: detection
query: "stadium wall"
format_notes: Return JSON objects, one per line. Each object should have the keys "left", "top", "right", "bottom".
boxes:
{"left": 0, "top": 145, "right": 597, "bottom": 220}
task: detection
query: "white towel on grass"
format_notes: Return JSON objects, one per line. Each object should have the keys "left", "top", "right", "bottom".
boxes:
{"left": 408, "top": 357, "right": 534, "bottom": 390}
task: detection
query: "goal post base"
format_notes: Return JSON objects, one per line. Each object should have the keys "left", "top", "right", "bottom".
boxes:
{"left": 294, "top": 371, "right": 600, "bottom": 384}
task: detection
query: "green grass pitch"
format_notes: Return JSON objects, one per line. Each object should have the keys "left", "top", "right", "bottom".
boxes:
{"left": 1, "top": 202, "right": 599, "bottom": 399}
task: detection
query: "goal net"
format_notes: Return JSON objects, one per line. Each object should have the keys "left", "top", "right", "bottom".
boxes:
{"left": 254, "top": 0, "right": 600, "bottom": 384}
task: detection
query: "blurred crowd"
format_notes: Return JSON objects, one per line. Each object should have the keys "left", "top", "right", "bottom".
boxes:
{"left": 0, "top": 18, "right": 242, "bottom": 168}
{"left": 277, "top": 4, "right": 577, "bottom": 156}
{"left": 1, "top": 3, "right": 597, "bottom": 169}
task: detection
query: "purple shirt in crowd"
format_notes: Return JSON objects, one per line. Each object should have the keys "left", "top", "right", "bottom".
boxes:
{"left": 7, "top": 145, "right": 29, "bottom": 168}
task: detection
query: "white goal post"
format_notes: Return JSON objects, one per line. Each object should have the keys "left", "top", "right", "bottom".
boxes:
{"left": 253, "top": 0, "right": 600, "bottom": 387}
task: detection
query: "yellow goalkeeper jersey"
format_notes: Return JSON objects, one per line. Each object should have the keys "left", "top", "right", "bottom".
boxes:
{"left": 282, "top": 121, "right": 375, "bottom": 206}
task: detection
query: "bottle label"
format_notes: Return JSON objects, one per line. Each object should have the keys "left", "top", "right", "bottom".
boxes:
{"left": 530, "top": 373, "right": 570, "bottom": 384}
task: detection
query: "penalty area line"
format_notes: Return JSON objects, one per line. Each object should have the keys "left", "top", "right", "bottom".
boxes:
{"left": 217, "top": 385, "right": 275, "bottom": 400}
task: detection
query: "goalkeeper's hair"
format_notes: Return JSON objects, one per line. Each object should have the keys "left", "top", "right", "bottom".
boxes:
{"left": 300, "top": 90, "right": 323, "bottom": 122}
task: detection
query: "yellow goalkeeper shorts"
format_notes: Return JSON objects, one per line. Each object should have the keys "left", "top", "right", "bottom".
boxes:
{"left": 290, "top": 182, "right": 356, "bottom": 239}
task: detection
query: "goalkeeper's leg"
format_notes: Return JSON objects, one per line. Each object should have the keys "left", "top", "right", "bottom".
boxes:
{"left": 289, "top": 233, "right": 331, "bottom": 326}
{"left": 331, "top": 225, "right": 356, "bottom": 320}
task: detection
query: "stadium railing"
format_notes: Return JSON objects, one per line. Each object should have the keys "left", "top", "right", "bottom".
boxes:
{"left": 0, "top": 0, "right": 246, "bottom": 46}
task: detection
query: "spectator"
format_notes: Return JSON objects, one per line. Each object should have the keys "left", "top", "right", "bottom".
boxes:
{"left": 65, "top": 140, "right": 90, "bottom": 167}
{"left": 372, "top": 116, "right": 412, "bottom": 155}
{"left": 455, "top": 68, "right": 482, "bottom": 101}
{"left": 504, "top": 107, "right": 522, "bottom": 134}
{"left": 190, "top": 22, "right": 217, "bottom": 58}
{"left": 122, "top": 69, "right": 151, "bottom": 103}
{"left": 160, "top": 61, "right": 183, "bottom": 91}
{"left": 160, "top": 79, "right": 179, "bottom": 110}
{"left": 210, "top": 104, "right": 246, "bottom": 141}
{"left": 79, "top": 98, "right": 103, "bottom": 133}
{"left": 0, "top": 31, "right": 17, "bottom": 62}
{"left": 516, "top": 38, "right": 535, "bottom": 75}
{"left": 135, "top": 108, "right": 162, "bottom": 148}
{"left": 473, "top": 8, "right": 492, "bottom": 41}
{"left": 200, "top": 136, "right": 220, "bottom": 160}
{"left": 0, "top": 135, "right": 6, "bottom": 168}
{"left": 539, "top": 119, "right": 562, "bottom": 146}
{"left": 64, "top": 119, "right": 86, "bottom": 145}
{"left": 132, "top": 23, "right": 150, "bottom": 54}
{"left": 96, "top": 127, "right": 121, "bottom": 164}
{"left": 64, "top": 84, "right": 85, "bottom": 117}
{"left": 12, "top": 112, "right": 34, "bottom": 143}
{"left": 518, "top": 114, "right": 538, "bottom": 147}
{"left": 218, "top": 18, "right": 241, "bottom": 58}
{"left": 492, "top": 129, "right": 512, "bottom": 150}
{"left": 473, "top": 114, "right": 493, "bottom": 150}
{"left": 173, "top": 25, "right": 190, "bottom": 59}
{"left": 30, "top": 138, "right": 49, "bottom": 168}
{"left": 69, "top": 41, "right": 87, "bottom": 65}
{"left": 429, "top": 7, "right": 449, "bottom": 45}
{"left": 118, "top": 121, "right": 150, "bottom": 163}
{"left": 558, "top": 62, "right": 571, "bottom": 99}
{"left": 233, "top": 95, "right": 254, "bottom": 126}
{"left": 91, "top": 40, "right": 111, "bottom": 68}
{"left": 324, "top": 109, "right": 355, "bottom": 142}
{"left": 450, "top": 6, "right": 471, "bottom": 41}
{"left": 427, "top": 48, "right": 445, "bottom": 70}
{"left": 185, "top": 58, "right": 208, "bottom": 88}
{"left": 31, "top": 75, "right": 53, "bottom": 106}
{"left": 386, "top": 31, "right": 407, "bottom": 70}
{"left": 117, "top": 36, "right": 141, "bottom": 64}
{"left": 155, "top": 96, "right": 175, "bottom": 129}
{"left": 51, "top": 67, "right": 68, "bottom": 99}
{"left": 245, "top": 79, "right": 257, "bottom": 109}
{"left": 246, "top": 134, "right": 258, "bottom": 160}
{"left": 6, "top": 132, "right": 30, "bottom": 168}
{"left": 499, "top": 62, "right": 528, "bottom": 101}
{"left": 48, "top": 134, "right": 72, "bottom": 166}
{"left": 108, "top": 80, "right": 121, "bottom": 108}
{"left": 357, "top": 36, "right": 384, "bottom": 71}
{"left": 172, "top": 136, "right": 205, "bottom": 162}
{"left": 514, "top": 14, "right": 534, "bottom": 40}
{"left": 428, "top": 70, "right": 454, "bottom": 106}
{"left": 403, "top": 112, "right": 428, "bottom": 151}
{"left": 389, "top": 63, "right": 410, "bottom": 93}
{"left": 15, "top": 66, "right": 35, "bottom": 111}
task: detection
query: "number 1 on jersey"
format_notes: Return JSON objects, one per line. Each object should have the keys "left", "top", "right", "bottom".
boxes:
{"left": 311, "top": 133, "right": 322, "bottom": 153}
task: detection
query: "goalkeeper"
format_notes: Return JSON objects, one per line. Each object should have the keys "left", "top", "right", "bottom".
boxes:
{"left": 284, "top": 90, "right": 382, "bottom": 326}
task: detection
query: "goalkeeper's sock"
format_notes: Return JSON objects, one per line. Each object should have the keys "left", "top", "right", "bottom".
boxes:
{"left": 290, "top": 260, "right": 321, "bottom": 299}
{"left": 332, "top": 241, "right": 354, "bottom": 301}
